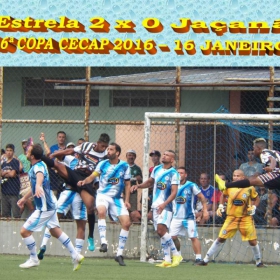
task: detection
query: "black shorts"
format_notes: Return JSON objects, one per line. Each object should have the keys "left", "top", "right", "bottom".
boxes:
{"left": 65, "top": 166, "right": 96, "bottom": 197}
{"left": 259, "top": 172, "right": 280, "bottom": 190}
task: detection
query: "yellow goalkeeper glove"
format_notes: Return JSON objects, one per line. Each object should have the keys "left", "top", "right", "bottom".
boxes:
{"left": 216, "top": 204, "right": 225, "bottom": 217}
{"left": 247, "top": 205, "right": 256, "bottom": 216}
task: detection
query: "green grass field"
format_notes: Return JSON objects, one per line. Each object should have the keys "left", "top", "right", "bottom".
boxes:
{"left": 0, "top": 255, "right": 278, "bottom": 280}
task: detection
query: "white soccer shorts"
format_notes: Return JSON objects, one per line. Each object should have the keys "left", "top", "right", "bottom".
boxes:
{"left": 23, "top": 209, "right": 60, "bottom": 232}
{"left": 57, "top": 189, "right": 87, "bottom": 220}
{"left": 152, "top": 208, "right": 173, "bottom": 230}
{"left": 96, "top": 193, "right": 129, "bottom": 221}
{"left": 169, "top": 218, "right": 198, "bottom": 238}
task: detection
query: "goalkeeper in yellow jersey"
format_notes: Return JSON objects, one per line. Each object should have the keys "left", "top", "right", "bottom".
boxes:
{"left": 197, "top": 169, "right": 265, "bottom": 268}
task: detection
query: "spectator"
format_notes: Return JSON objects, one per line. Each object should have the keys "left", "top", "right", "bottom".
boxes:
{"left": 49, "top": 132, "right": 67, "bottom": 197}
{"left": 149, "top": 150, "right": 161, "bottom": 175}
{"left": 18, "top": 139, "right": 31, "bottom": 173}
{"left": 239, "top": 150, "right": 264, "bottom": 177}
{"left": 66, "top": 142, "right": 75, "bottom": 149}
{"left": 18, "top": 139, "right": 34, "bottom": 216}
{"left": 130, "top": 187, "right": 153, "bottom": 223}
{"left": 77, "top": 138, "right": 85, "bottom": 146}
{"left": 195, "top": 173, "right": 214, "bottom": 225}
{"left": 125, "top": 149, "right": 142, "bottom": 222}
{"left": 50, "top": 131, "right": 67, "bottom": 154}
{"left": 254, "top": 187, "right": 278, "bottom": 226}
{"left": 1, "top": 143, "right": 21, "bottom": 218}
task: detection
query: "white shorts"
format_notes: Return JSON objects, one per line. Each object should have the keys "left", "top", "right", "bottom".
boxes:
{"left": 57, "top": 189, "right": 87, "bottom": 220}
{"left": 169, "top": 218, "right": 198, "bottom": 238}
{"left": 152, "top": 208, "right": 173, "bottom": 230}
{"left": 23, "top": 209, "right": 60, "bottom": 232}
{"left": 96, "top": 193, "right": 129, "bottom": 222}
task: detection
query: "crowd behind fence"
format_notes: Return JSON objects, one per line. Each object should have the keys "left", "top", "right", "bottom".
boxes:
{"left": 0, "top": 66, "right": 280, "bottom": 231}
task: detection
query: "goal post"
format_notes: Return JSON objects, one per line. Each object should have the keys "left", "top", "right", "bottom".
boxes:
{"left": 140, "top": 112, "right": 280, "bottom": 262}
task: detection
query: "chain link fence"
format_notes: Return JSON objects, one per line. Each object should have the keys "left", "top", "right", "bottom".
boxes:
{"left": 0, "top": 66, "right": 279, "bottom": 232}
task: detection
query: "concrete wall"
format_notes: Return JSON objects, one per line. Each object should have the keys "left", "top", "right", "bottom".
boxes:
{"left": 1, "top": 220, "right": 279, "bottom": 264}
{"left": 2, "top": 67, "right": 229, "bottom": 155}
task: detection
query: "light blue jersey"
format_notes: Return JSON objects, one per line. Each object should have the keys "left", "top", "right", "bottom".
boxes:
{"left": 28, "top": 161, "right": 57, "bottom": 211}
{"left": 151, "top": 164, "right": 180, "bottom": 212}
{"left": 96, "top": 159, "right": 130, "bottom": 198}
{"left": 173, "top": 181, "right": 201, "bottom": 220}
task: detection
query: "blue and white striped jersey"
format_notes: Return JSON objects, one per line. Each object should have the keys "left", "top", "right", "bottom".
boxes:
{"left": 151, "top": 164, "right": 180, "bottom": 212}
{"left": 62, "top": 155, "right": 78, "bottom": 170}
{"left": 96, "top": 159, "right": 130, "bottom": 198}
{"left": 173, "top": 181, "right": 201, "bottom": 220}
{"left": 28, "top": 161, "right": 57, "bottom": 211}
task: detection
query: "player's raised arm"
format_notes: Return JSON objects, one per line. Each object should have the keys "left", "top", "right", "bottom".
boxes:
{"left": 131, "top": 177, "right": 154, "bottom": 192}
{"left": 77, "top": 170, "right": 99, "bottom": 186}
{"left": 50, "top": 147, "right": 75, "bottom": 159}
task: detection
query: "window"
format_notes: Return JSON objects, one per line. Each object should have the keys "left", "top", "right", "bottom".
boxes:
{"left": 111, "top": 90, "right": 175, "bottom": 107}
{"left": 23, "top": 77, "right": 99, "bottom": 106}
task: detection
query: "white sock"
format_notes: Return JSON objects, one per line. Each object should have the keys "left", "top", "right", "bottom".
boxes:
{"left": 161, "top": 233, "right": 179, "bottom": 262}
{"left": 204, "top": 239, "right": 223, "bottom": 263}
{"left": 41, "top": 227, "right": 51, "bottom": 247}
{"left": 98, "top": 219, "right": 107, "bottom": 244}
{"left": 196, "top": 254, "right": 202, "bottom": 260}
{"left": 164, "top": 233, "right": 180, "bottom": 257}
{"left": 23, "top": 235, "right": 38, "bottom": 261}
{"left": 161, "top": 238, "right": 171, "bottom": 263}
{"left": 58, "top": 232, "right": 78, "bottom": 259}
{"left": 116, "top": 229, "right": 129, "bottom": 256}
{"left": 75, "top": 238, "right": 84, "bottom": 253}
{"left": 251, "top": 244, "right": 261, "bottom": 264}
{"left": 178, "top": 250, "right": 181, "bottom": 256}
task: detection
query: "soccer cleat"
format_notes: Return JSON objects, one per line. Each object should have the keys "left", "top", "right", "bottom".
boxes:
{"left": 256, "top": 262, "right": 266, "bottom": 268}
{"left": 73, "top": 254, "right": 84, "bottom": 271}
{"left": 193, "top": 259, "right": 202, "bottom": 265}
{"left": 215, "top": 174, "right": 226, "bottom": 191}
{"left": 195, "top": 260, "right": 208, "bottom": 266}
{"left": 87, "top": 237, "right": 95, "bottom": 251}
{"left": 99, "top": 243, "right": 108, "bottom": 253}
{"left": 19, "top": 258, "right": 40, "bottom": 268}
{"left": 170, "top": 255, "right": 183, "bottom": 267}
{"left": 37, "top": 245, "right": 46, "bottom": 260}
{"left": 155, "top": 261, "right": 172, "bottom": 268}
{"left": 115, "top": 255, "right": 126, "bottom": 266}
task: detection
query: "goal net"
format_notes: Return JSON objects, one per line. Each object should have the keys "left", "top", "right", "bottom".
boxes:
{"left": 140, "top": 111, "right": 280, "bottom": 264}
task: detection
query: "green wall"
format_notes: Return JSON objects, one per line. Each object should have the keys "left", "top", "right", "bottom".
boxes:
{"left": 1, "top": 67, "right": 229, "bottom": 154}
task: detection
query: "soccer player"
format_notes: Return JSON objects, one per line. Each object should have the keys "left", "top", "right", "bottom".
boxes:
{"left": 17, "top": 144, "right": 84, "bottom": 271}
{"left": 41, "top": 133, "right": 110, "bottom": 252}
{"left": 196, "top": 169, "right": 265, "bottom": 267}
{"left": 131, "top": 150, "right": 181, "bottom": 268}
{"left": 215, "top": 138, "right": 280, "bottom": 192}
{"left": 170, "top": 167, "right": 209, "bottom": 264}
{"left": 37, "top": 142, "right": 91, "bottom": 259}
{"left": 77, "top": 142, "right": 131, "bottom": 266}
